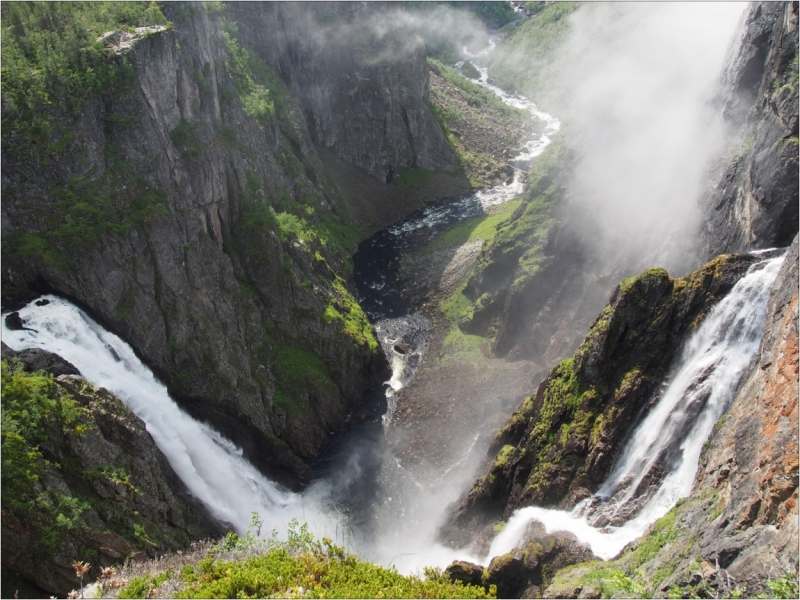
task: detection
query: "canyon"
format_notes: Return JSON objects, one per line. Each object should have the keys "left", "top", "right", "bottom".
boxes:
{"left": 1, "top": 2, "right": 797, "bottom": 598}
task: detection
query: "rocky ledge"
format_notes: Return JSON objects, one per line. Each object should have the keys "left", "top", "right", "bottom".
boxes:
{"left": 1, "top": 344, "right": 222, "bottom": 597}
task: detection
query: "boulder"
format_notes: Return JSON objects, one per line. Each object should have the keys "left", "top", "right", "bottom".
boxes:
{"left": 445, "top": 560, "right": 484, "bottom": 587}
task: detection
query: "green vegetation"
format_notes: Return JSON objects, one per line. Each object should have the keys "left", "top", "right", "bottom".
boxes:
{"left": 1, "top": 2, "right": 169, "bottom": 154}
{"left": 487, "top": 2, "right": 579, "bottom": 103}
{"left": 115, "top": 516, "right": 494, "bottom": 599}
{"left": 494, "top": 444, "right": 516, "bottom": 468}
{"left": 169, "top": 119, "right": 203, "bottom": 158}
{"left": 219, "top": 17, "right": 274, "bottom": 124}
{"left": 272, "top": 343, "right": 339, "bottom": 414}
{"left": 396, "top": 167, "right": 436, "bottom": 188}
{"left": 1, "top": 361, "right": 90, "bottom": 550}
{"left": 760, "top": 573, "right": 800, "bottom": 599}
{"left": 429, "top": 201, "right": 521, "bottom": 255}
{"left": 447, "top": 137, "right": 569, "bottom": 347}
{"left": 453, "top": 1, "right": 517, "bottom": 29}
{"left": 324, "top": 279, "right": 379, "bottom": 352}
{"left": 460, "top": 60, "right": 481, "bottom": 80}
{"left": 428, "top": 58, "right": 527, "bottom": 126}
{"left": 408, "top": 199, "right": 520, "bottom": 358}
{"left": 427, "top": 57, "right": 529, "bottom": 187}
{"left": 548, "top": 506, "right": 682, "bottom": 598}
{"left": 9, "top": 155, "right": 167, "bottom": 267}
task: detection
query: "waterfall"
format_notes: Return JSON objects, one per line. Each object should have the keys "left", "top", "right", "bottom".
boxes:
{"left": 1, "top": 297, "right": 338, "bottom": 538}
{"left": 485, "top": 252, "right": 786, "bottom": 562}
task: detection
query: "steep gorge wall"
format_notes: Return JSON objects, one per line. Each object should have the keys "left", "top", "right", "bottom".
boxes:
{"left": 225, "top": 2, "right": 457, "bottom": 183}
{"left": 1, "top": 2, "right": 454, "bottom": 486}
{"left": 461, "top": 1, "right": 798, "bottom": 377}
{"left": 543, "top": 236, "right": 798, "bottom": 599}
{"left": 1, "top": 345, "right": 222, "bottom": 597}
{"left": 702, "top": 1, "right": 799, "bottom": 256}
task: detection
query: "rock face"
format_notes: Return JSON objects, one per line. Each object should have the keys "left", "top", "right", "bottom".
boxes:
{"left": 225, "top": 2, "right": 457, "bottom": 183}
{"left": 542, "top": 235, "right": 798, "bottom": 598}
{"left": 645, "top": 234, "right": 799, "bottom": 596}
{"left": 441, "top": 253, "right": 760, "bottom": 547}
{"left": 0, "top": 2, "right": 466, "bottom": 487}
{"left": 702, "top": 2, "right": 799, "bottom": 256}
{"left": 1, "top": 347, "right": 222, "bottom": 597}
{"left": 444, "top": 521, "right": 597, "bottom": 599}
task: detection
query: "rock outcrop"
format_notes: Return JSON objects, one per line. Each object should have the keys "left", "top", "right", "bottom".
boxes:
{"left": 1, "top": 346, "right": 222, "bottom": 597}
{"left": 0, "top": 2, "right": 468, "bottom": 487}
{"left": 702, "top": 2, "right": 799, "bottom": 256}
{"left": 542, "top": 235, "right": 798, "bottom": 599}
{"left": 225, "top": 2, "right": 457, "bottom": 183}
{"left": 441, "top": 252, "right": 760, "bottom": 548}
{"left": 444, "top": 521, "right": 597, "bottom": 599}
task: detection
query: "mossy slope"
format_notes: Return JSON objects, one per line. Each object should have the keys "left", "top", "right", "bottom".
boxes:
{"left": 443, "top": 252, "right": 759, "bottom": 546}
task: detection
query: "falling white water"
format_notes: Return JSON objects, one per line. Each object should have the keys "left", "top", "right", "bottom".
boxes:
{"left": 1, "top": 296, "right": 339, "bottom": 539}
{"left": 484, "top": 252, "right": 786, "bottom": 562}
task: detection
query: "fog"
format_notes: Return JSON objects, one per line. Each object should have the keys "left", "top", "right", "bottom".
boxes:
{"left": 550, "top": 3, "right": 746, "bottom": 271}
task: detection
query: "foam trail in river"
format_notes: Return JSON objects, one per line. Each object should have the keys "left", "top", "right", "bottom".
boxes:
{"left": 485, "top": 252, "right": 786, "bottom": 562}
{"left": 1, "top": 296, "right": 337, "bottom": 538}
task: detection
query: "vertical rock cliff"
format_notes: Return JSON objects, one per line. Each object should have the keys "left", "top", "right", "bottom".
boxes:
{"left": 702, "top": 1, "right": 799, "bottom": 256}
{"left": 543, "top": 236, "right": 798, "bottom": 599}
{"left": 442, "top": 253, "right": 761, "bottom": 548}
{"left": 225, "top": 2, "right": 458, "bottom": 184}
{"left": 1, "top": 2, "right": 454, "bottom": 486}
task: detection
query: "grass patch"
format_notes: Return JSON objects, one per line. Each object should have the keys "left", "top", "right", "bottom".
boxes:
{"left": 426, "top": 200, "right": 521, "bottom": 254}
{"left": 113, "top": 519, "right": 495, "bottom": 599}
{"left": 487, "top": 2, "right": 579, "bottom": 102}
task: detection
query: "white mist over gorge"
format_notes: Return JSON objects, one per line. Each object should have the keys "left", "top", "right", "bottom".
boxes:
{"left": 553, "top": 2, "right": 748, "bottom": 268}
{"left": 1, "top": 2, "right": 796, "bottom": 598}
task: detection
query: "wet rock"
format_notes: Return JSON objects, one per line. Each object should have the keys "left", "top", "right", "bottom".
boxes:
{"left": 2, "top": 343, "right": 80, "bottom": 377}
{"left": 444, "top": 253, "right": 760, "bottom": 541}
{"left": 445, "top": 560, "right": 484, "bottom": 586}
{"left": 4, "top": 312, "right": 28, "bottom": 331}
{"left": 481, "top": 522, "right": 597, "bottom": 598}
{"left": 484, "top": 552, "right": 527, "bottom": 598}
{"left": 393, "top": 342, "right": 413, "bottom": 355}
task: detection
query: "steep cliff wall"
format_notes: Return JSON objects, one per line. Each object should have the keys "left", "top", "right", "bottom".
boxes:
{"left": 1, "top": 346, "right": 222, "bottom": 597}
{"left": 0, "top": 2, "right": 461, "bottom": 486}
{"left": 459, "top": 0, "right": 797, "bottom": 378}
{"left": 702, "top": 1, "right": 799, "bottom": 256}
{"left": 225, "top": 2, "right": 458, "bottom": 183}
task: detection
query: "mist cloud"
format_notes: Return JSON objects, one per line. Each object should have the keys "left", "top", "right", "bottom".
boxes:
{"left": 552, "top": 3, "right": 746, "bottom": 270}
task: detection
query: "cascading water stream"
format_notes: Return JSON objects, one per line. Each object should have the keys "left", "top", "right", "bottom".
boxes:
{"left": 485, "top": 252, "right": 786, "bottom": 562}
{"left": 1, "top": 297, "right": 338, "bottom": 539}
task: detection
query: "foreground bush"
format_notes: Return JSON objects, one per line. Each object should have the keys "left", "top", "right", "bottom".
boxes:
{"left": 106, "top": 517, "right": 495, "bottom": 599}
